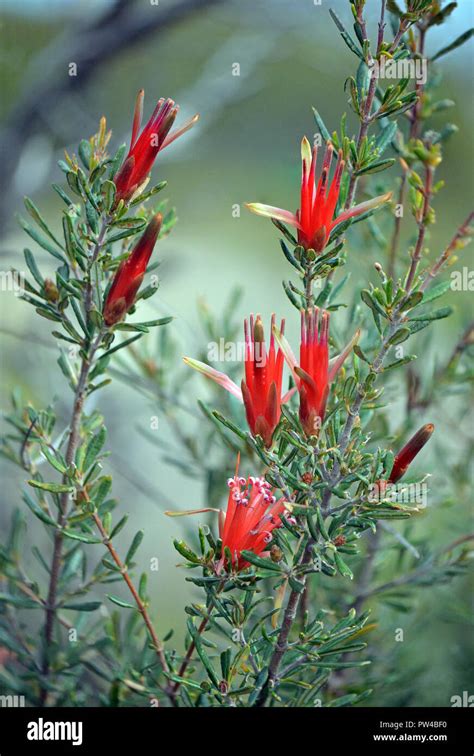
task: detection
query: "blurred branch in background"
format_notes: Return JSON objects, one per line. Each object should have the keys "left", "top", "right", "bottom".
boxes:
{"left": 0, "top": 0, "right": 223, "bottom": 231}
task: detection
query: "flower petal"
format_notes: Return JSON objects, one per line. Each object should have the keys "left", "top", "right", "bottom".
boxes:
{"left": 331, "top": 191, "right": 392, "bottom": 231}
{"left": 328, "top": 328, "right": 360, "bottom": 382}
{"left": 161, "top": 113, "right": 200, "bottom": 149}
{"left": 272, "top": 324, "right": 299, "bottom": 385}
{"left": 183, "top": 357, "right": 243, "bottom": 401}
{"left": 300, "top": 136, "right": 313, "bottom": 171}
{"left": 245, "top": 203, "right": 300, "bottom": 228}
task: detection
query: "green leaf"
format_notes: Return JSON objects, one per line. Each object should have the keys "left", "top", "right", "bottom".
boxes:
{"left": 28, "top": 479, "right": 73, "bottom": 494}
{"left": 40, "top": 445, "right": 68, "bottom": 475}
{"left": 83, "top": 427, "right": 107, "bottom": 472}
{"left": 62, "top": 601, "right": 102, "bottom": 612}
{"left": 329, "top": 9, "right": 364, "bottom": 59}
{"left": 106, "top": 594, "right": 136, "bottom": 610}
{"left": 24, "top": 197, "right": 64, "bottom": 249}
{"left": 18, "top": 215, "right": 66, "bottom": 263}
{"left": 23, "top": 248, "right": 44, "bottom": 288}
{"left": 22, "top": 492, "right": 57, "bottom": 527}
{"left": 92, "top": 476, "right": 112, "bottom": 508}
{"left": 106, "top": 224, "right": 146, "bottom": 244}
{"left": 383, "top": 354, "right": 417, "bottom": 371}
{"left": 101, "top": 180, "right": 116, "bottom": 212}
{"left": 130, "top": 180, "right": 167, "bottom": 206}
{"left": 334, "top": 552, "right": 354, "bottom": 579}
{"left": 240, "top": 550, "right": 282, "bottom": 571}
{"left": 355, "top": 158, "right": 395, "bottom": 176}
{"left": 62, "top": 530, "right": 102, "bottom": 544}
{"left": 312, "top": 108, "right": 332, "bottom": 143}
{"left": 110, "top": 515, "right": 129, "bottom": 539}
{"left": 409, "top": 306, "right": 453, "bottom": 322}
{"left": 0, "top": 593, "right": 40, "bottom": 609}
{"left": 375, "top": 122, "right": 397, "bottom": 155}
{"left": 432, "top": 29, "right": 474, "bottom": 61}
{"left": 387, "top": 327, "right": 411, "bottom": 346}
{"left": 186, "top": 618, "right": 219, "bottom": 687}
{"left": 173, "top": 540, "right": 201, "bottom": 564}
{"left": 125, "top": 530, "right": 144, "bottom": 565}
{"left": 421, "top": 280, "right": 451, "bottom": 304}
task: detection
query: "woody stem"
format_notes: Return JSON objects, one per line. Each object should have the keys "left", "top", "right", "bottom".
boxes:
{"left": 91, "top": 512, "right": 169, "bottom": 676}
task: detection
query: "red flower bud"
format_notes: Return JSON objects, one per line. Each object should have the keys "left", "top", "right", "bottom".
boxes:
{"left": 103, "top": 213, "right": 162, "bottom": 327}
{"left": 388, "top": 423, "right": 435, "bottom": 483}
{"left": 241, "top": 314, "right": 286, "bottom": 447}
{"left": 113, "top": 90, "right": 198, "bottom": 205}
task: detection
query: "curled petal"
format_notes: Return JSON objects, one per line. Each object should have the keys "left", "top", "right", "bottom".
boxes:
{"left": 328, "top": 328, "right": 360, "bottom": 382}
{"left": 183, "top": 357, "right": 243, "bottom": 401}
{"left": 161, "top": 113, "right": 200, "bottom": 149}
{"left": 245, "top": 203, "right": 300, "bottom": 228}
{"left": 281, "top": 386, "right": 297, "bottom": 404}
{"left": 331, "top": 191, "right": 392, "bottom": 232}
{"left": 164, "top": 507, "right": 221, "bottom": 517}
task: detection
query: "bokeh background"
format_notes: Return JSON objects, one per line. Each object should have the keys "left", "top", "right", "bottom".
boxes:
{"left": 1, "top": 0, "right": 473, "bottom": 706}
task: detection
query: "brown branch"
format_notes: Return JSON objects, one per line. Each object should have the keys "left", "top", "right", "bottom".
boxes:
{"left": 420, "top": 210, "right": 474, "bottom": 292}
{"left": 91, "top": 511, "right": 169, "bottom": 677}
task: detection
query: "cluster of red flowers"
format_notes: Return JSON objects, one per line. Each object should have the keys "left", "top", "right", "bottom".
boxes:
{"left": 185, "top": 307, "right": 358, "bottom": 443}
{"left": 107, "top": 100, "right": 432, "bottom": 570}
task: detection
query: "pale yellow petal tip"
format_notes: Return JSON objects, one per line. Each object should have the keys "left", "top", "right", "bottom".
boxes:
{"left": 301, "top": 136, "right": 312, "bottom": 164}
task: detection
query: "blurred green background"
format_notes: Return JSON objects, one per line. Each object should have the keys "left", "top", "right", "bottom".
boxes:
{"left": 0, "top": 0, "right": 472, "bottom": 706}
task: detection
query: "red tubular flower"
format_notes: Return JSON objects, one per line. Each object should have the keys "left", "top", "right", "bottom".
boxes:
{"left": 388, "top": 423, "right": 435, "bottom": 483}
{"left": 219, "top": 461, "right": 287, "bottom": 570}
{"left": 114, "top": 90, "right": 198, "bottom": 205}
{"left": 103, "top": 213, "right": 162, "bottom": 327}
{"left": 184, "top": 315, "right": 294, "bottom": 447}
{"left": 241, "top": 314, "right": 286, "bottom": 447}
{"left": 274, "top": 307, "right": 359, "bottom": 436}
{"left": 246, "top": 137, "right": 391, "bottom": 254}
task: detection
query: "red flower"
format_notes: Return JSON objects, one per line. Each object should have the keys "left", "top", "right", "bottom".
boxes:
{"left": 388, "top": 423, "right": 435, "bottom": 483}
{"left": 241, "top": 314, "right": 287, "bottom": 447}
{"left": 219, "top": 460, "right": 287, "bottom": 570}
{"left": 246, "top": 137, "right": 391, "bottom": 253}
{"left": 274, "top": 307, "right": 359, "bottom": 436}
{"left": 114, "top": 90, "right": 198, "bottom": 205}
{"left": 184, "top": 315, "right": 294, "bottom": 447}
{"left": 103, "top": 213, "right": 162, "bottom": 326}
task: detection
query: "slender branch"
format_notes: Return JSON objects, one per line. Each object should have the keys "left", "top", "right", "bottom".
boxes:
{"left": 254, "top": 546, "right": 313, "bottom": 707}
{"left": 170, "top": 616, "right": 209, "bottom": 700}
{"left": 420, "top": 210, "right": 474, "bottom": 291}
{"left": 91, "top": 511, "right": 169, "bottom": 676}
{"left": 39, "top": 217, "right": 109, "bottom": 704}
{"left": 404, "top": 164, "right": 433, "bottom": 292}
{"left": 39, "top": 352, "right": 97, "bottom": 705}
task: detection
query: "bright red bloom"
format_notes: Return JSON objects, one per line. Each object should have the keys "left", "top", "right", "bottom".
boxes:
{"left": 103, "top": 213, "right": 162, "bottom": 326}
{"left": 247, "top": 137, "right": 391, "bottom": 253}
{"left": 388, "top": 423, "right": 435, "bottom": 483}
{"left": 184, "top": 315, "right": 294, "bottom": 447}
{"left": 274, "top": 307, "right": 359, "bottom": 436}
{"left": 241, "top": 314, "right": 287, "bottom": 447}
{"left": 219, "top": 462, "right": 287, "bottom": 570}
{"left": 114, "top": 90, "right": 198, "bottom": 205}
